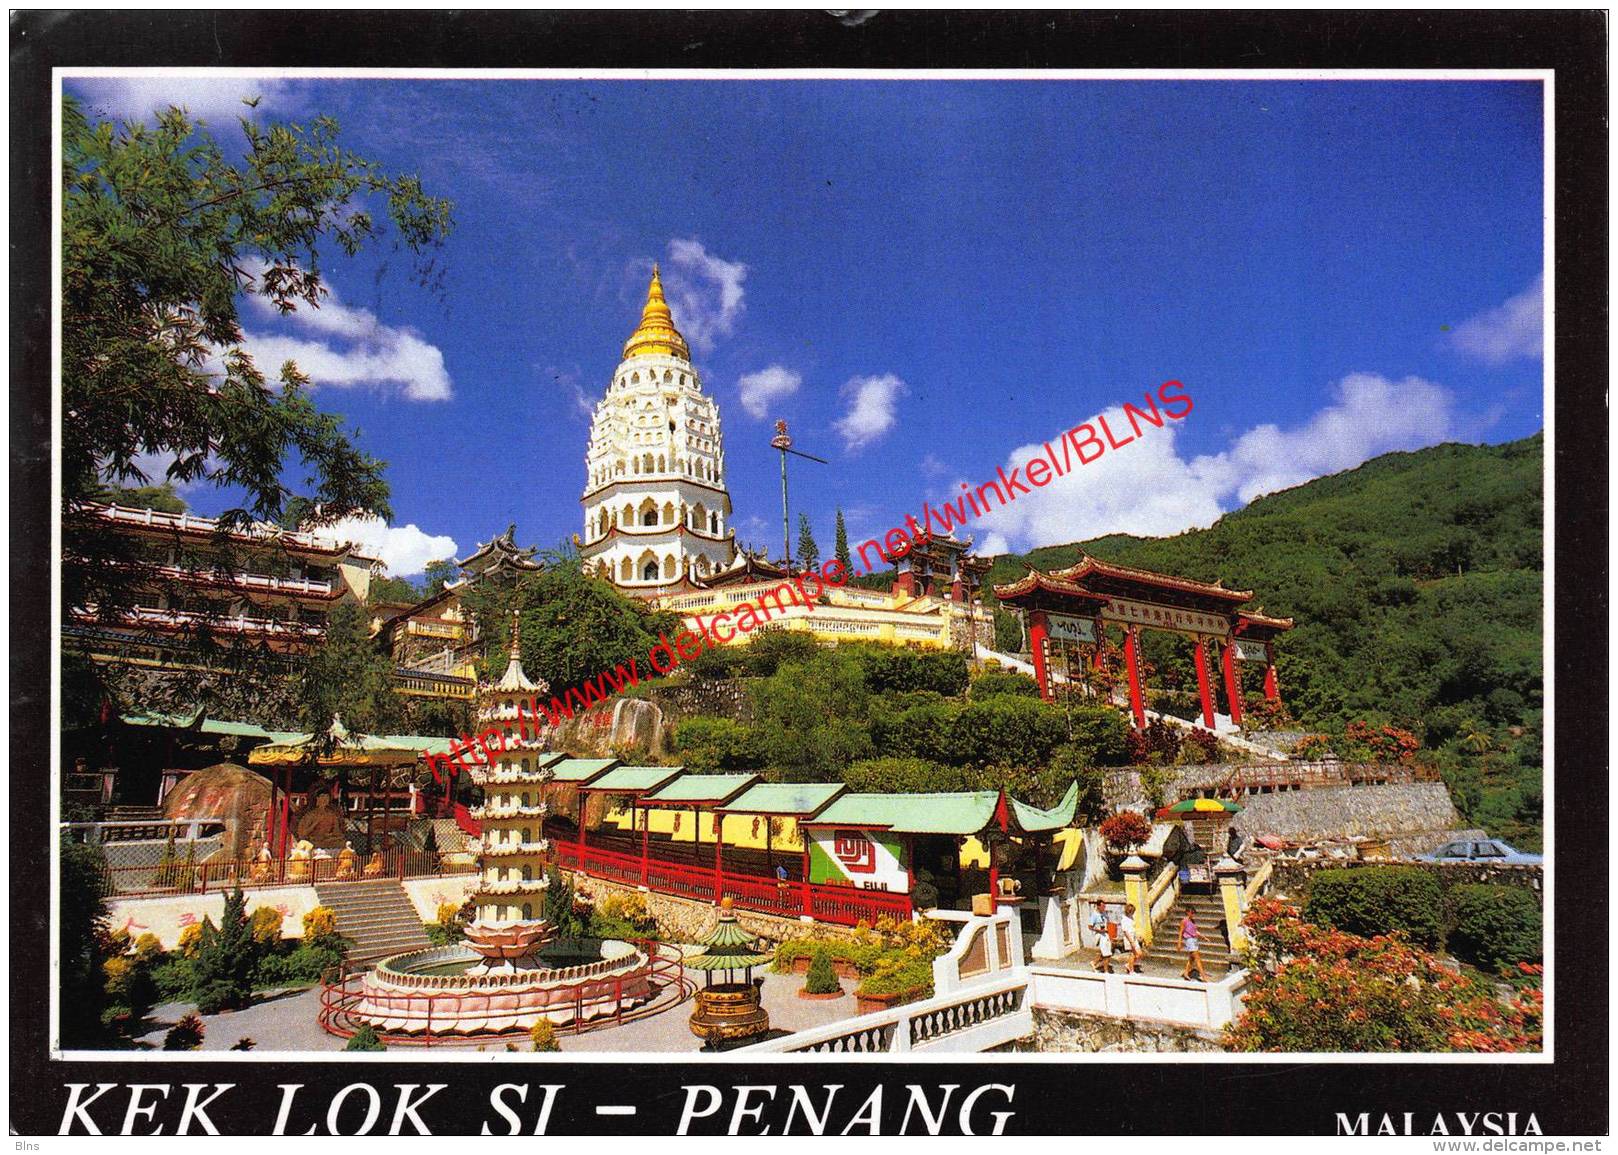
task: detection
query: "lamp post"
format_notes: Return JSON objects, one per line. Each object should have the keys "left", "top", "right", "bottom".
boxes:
{"left": 771, "top": 419, "right": 828, "bottom": 570}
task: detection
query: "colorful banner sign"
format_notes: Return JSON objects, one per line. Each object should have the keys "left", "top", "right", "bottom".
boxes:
{"left": 1047, "top": 613, "right": 1097, "bottom": 644}
{"left": 1101, "top": 596, "right": 1229, "bottom": 636}
{"left": 808, "top": 828, "right": 908, "bottom": 892}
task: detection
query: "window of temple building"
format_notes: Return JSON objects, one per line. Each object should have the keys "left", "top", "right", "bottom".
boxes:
{"left": 643, "top": 560, "right": 659, "bottom": 582}
{"left": 664, "top": 555, "right": 676, "bottom": 579}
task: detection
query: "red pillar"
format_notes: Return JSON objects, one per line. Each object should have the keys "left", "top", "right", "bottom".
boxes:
{"left": 640, "top": 805, "right": 650, "bottom": 884}
{"left": 1123, "top": 626, "right": 1146, "bottom": 729}
{"left": 1193, "top": 637, "right": 1217, "bottom": 729}
{"left": 1222, "top": 641, "right": 1245, "bottom": 728}
{"left": 800, "top": 841, "right": 812, "bottom": 916}
{"left": 1264, "top": 642, "right": 1281, "bottom": 703}
{"left": 713, "top": 814, "right": 725, "bottom": 900}
{"left": 1028, "top": 611, "right": 1053, "bottom": 702}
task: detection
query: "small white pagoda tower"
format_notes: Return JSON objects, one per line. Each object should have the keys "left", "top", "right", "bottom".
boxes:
{"left": 578, "top": 265, "right": 737, "bottom": 595}
{"left": 464, "top": 611, "right": 557, "bottom": 970}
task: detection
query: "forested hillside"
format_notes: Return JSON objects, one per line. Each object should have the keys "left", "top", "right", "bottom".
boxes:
{"left": 984, "top": 434, "right": 1545, "bottom": 846}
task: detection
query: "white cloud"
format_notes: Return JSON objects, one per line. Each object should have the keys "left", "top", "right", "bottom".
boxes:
{"left": 326, "top": 515, "right": 458, "bottom": 577}
{"left": 1191, "top": 372, "right": 1458, "bottom": 504}
{"left": 239, "top": 275, "right": 453, "bottom": 401}
{"left": 663, "top": 239, "right": 747, "bottom": 351}
{"left": 736, "top": 364, "right": 801, "bottom": 419}
{"left": 68, "top": 76, "right": 307, "bottom": 128}
{"left": 834, "top": 373, "right": 907, "bottom": 452}
{"left": 973, "top": 373, "right": 1460, "bottom": 552}
{"left": 1448, "top": 275, "right": 1544, "bottom": 364}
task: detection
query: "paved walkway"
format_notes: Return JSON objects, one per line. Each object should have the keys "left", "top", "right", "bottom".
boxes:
{"left": 133, "top": 971, "right": 860, "bottom": 1054}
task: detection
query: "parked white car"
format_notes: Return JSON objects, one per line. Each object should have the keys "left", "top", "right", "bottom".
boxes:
{"left": 1418, "top": 838, "right": 1542, "bottom": 865}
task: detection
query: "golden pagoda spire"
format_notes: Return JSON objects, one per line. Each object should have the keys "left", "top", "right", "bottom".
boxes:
{"left": 622, "top": 262, "right": 691, "bottom": 362}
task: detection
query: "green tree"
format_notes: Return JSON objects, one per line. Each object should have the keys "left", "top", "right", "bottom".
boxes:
{"left": 297, "top": 601, "right": 403, "bottom": 734}
{"left": 422, "top": 558, "right": 457, "bottom": 596}
{"left": 190, "top": 887, "right": 259, "bottom": 1013}
{"left": 833, "top": 508, "right": 852, "bottom": 573}
{"left": 797, "top": 514, "right": 821, "bottom": 571}
{"left": 62, "top": 94, "right": 451, "bottom": 619}
{"left": 86, "top": 482, "right": 187, "bottom": 513}
{"left": 368, "top": 574, "right": 422, "bottom": 604}
{"left": 59, "top": 833, "right": 112, "bottom": 1046}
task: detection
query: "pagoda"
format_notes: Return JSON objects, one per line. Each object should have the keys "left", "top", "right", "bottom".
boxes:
{"left": 464, "top": 611, "right": 558, "bottom": 970}
{"left": 578, "top": 265, "right": 737, "bottom": 594}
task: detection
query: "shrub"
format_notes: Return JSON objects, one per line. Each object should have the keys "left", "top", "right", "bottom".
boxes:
{"left": 544, "top": 868, "right": 587, "bottom": 940}
{"left": 1291, "top": 734, "right": 1335, "bottom": 759}
{"left": 230, "top": 1037, "right": 256, "bottom": 1051}
{"left": 189, "top": 888, "right": 259, "bottom": 1012}
{"left": 743, "top": 628, "right": 820, "bottom": 676}
{"left": 851, "top": 645, "right": 970, "bottom": 696}
{"left": 969, "top": 669, "right": 1039, "bottom": 699}
{"left": 530, "top": 1019, "right": 561, "bottom": 1052}
{"left": 1304, "top": 867, "right": 1445, "bottom": 949}
{"left": 672, "top": 717, "right": 761, "bottom": 774}
{"left": 1126, "top": 718, "right": 1182, "bottom": 765}
{"left": 1180, "top": 728, "right": 1224, "bottom": 764}
{"left": 856, "top": 956, "right": 934, "bottom": 1000}
{"left": 177, "top": 922, "right": 206, "bottom": 958}
{"left": 590, "top": 890, "right": 658, "bottom": 940}
{"left": 951, "top": 694, "right": 1069, "bottom": 768}
{"left": 1065, "top": 706, "right": 1134, "bottom": 767}
{"left": 344, "top": 1024, "right": 386, "bottom": 1052}
{"left": 1227, "top": 900, "right": 1542, "bottom": 1053}
{"left": 151, "top": 957, "right": 195, "bottom": 1001}
{"left": 302, "top": 906, "right": 339, "bottom": 945}
{"left": 1448, "top": 885, "right": 1542, "bottom": 973}
{"left": 249, "top": 906, "right": 285, "bottom": 947}
{"left": 685, "top": 643, "right": 748, "bottom": 680}
{"left": 102, "top": 954, "right": 157, "bottom": 1020}
{"left": 133, "top": 932, "right": 165, "bottom": 963}
{"left": 842, "top": 756, "right": 963, "bottom": 794}
{"left": 1099, "top": 810, "right": 1153, "bottom": 854}
{"left": 163, "top": 1013, "right": 206, "bottom": 1051}
{"left": 804, "top": 949, "right": 841, "bottom": 995}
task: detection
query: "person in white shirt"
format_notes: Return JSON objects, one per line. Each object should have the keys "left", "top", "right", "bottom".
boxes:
{"left": 1088, "top": 901, "right": 1114, "bottom": 973}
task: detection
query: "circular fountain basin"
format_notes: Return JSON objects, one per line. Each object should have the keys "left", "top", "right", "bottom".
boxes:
{"left": 353, "top": 937, "right": 654, "bottom": 1035}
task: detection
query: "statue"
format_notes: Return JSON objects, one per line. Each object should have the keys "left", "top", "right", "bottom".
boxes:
{"left": 335, "top": 841, "right": 358, "bottom": 880}
{"left": 295, "top": 790, "right": 345, "bottom": 850}
{"left": 363, "top": 851, "right": 386, "bottom": 878}
{"left": 286, "top": 839, "right": 314, "bottom": 882}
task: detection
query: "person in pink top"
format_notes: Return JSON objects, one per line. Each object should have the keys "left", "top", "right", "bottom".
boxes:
{"left": 1179, "top": 910, "right": 1209, "bottom": 982}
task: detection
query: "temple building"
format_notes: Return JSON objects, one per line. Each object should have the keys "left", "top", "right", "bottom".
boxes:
{"left": 578, "top": 266, "right": 737, "bottom": 593}
{"left": 66, "top": 501, "right": 380, "bottom": 668}
{"left": 372, "top": 526, "right": 542, "bottom": 701}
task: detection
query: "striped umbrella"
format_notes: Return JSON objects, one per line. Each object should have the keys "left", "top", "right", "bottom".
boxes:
{"left": 1155, "top": 797, "right": 1242, "bottom": 819}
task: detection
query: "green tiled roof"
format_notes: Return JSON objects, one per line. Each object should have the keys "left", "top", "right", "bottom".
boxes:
{"left": 583, "top": 765, "right": 683, "bottom": 794}
{"left": 1011, "top": 781, "right": 1081, "bottom": 833}
{"left": 546, "top": 757, "right": 620, "bottom": 783}
{"left": 806, "top": 791, "right": 1000, "bottom": 835}
{"left": 644, "top": 773, "right": 757, "bottom": 805}
{"left": 719, "top": 782, "right": 847, "bottom": 817}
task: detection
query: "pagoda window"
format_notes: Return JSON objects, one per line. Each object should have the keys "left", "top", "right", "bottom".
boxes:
{"left": 522, "top": 865, "right": 533, "bottom": 882}
{"left": 522, "top": 827, "right": 532, "bottom": 843}
{"left": 632, "top": 458, "right": 640, "bottom": 475}
{"left": 664, "top": 555, "right": 676, "bottom": 580}
{"left": 642, "top": 560, "right": 659, "bottom": 582}
{"left": 642, "top": 452, "right": 654, "bottom": 472}
{"left": 621, "top": 503, "right": 632, "bottom": 524}
{"left": 657, "top": 454, "right": 666, "bottom": 471}
{"left": 631, "top": 372, "right": 640, "bottom": 383}
{"left": 620, "top": 557, "right": 633, "bottom": 582}
{"left": 709, "top": 512, "right": 719, "bottom": 534}
{"left": 521, "top": 793, "right": 530, "bottom": 807}
{"left": 692, "top": 501, "right": 707, "bottom": 530}
{"left": 639, "top": 500, "right": 659, "bottom": 527}
{"left": 522, "top": 903, "right": 533, "bottom": 920}
{"left": 662, "top": 501, "right": 675, "bottom": 524}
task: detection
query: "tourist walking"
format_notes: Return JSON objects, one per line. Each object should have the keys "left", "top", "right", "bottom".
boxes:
{"left": 1179, "top": 909, "right": 1209, "bottom": 982}
{"left": 1120, "top": 903, "right": 1144, "bottom": 973}
{"left": 1089, "top": 901, "right": 1114, "bottom": 973}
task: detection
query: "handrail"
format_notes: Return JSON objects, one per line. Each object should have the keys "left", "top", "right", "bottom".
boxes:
{"left": 1242, "top": 857, "right": 1274, "bottom": 906}
{"left": 741, "top": 974, "right": 1029, "bottom": 1053}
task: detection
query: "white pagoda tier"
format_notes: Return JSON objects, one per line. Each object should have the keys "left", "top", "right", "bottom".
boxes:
{"left": 464, "top": 612, "right": 557, "bottom": 966}
{"left": 578, "top": 265, "right": 737, "bottom": 596}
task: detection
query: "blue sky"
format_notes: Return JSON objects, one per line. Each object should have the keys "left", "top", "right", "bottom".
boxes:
{"left": 68, "top": 76, "right": 1546, "bottom": 574}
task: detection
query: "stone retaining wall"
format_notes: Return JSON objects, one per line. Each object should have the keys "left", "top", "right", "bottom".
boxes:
{"left": 649, "top": 679, "right": 756, "bottom": 724}
{"left": 1231, "top": 781, "right": 1462, "bottom": 842}
{"left": 1005, "top": 1007, "right": 1225, "bottom": 1053}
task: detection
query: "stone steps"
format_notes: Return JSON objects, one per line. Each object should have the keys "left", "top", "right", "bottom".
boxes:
{"left": 312, "top": 879, "right": 433, "bottom": 965}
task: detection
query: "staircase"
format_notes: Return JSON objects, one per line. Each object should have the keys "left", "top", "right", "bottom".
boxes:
{"left": 1143, "top": 891, "right": 1237, "bottom": 976}
{"left": 312, "top": 879, "right": 433, "bottom": 966}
